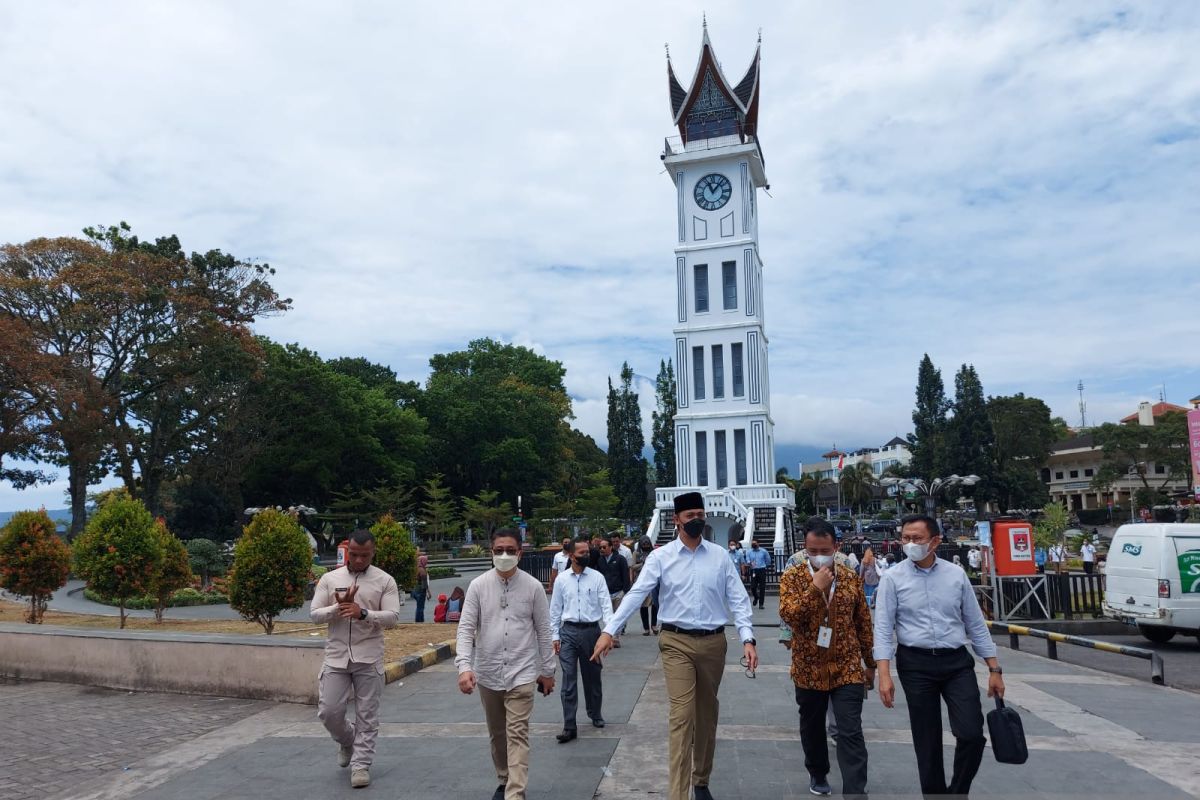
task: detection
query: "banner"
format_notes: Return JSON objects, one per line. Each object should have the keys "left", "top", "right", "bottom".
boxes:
{"left": 1009, "top": 527, "right": 1032, "bottom": 562}
{"left": 1180, "top": 550, "right": 1200, "bottom": 594}
{"left": 1190, "top": 409, "right": 1200, "bottom": 502}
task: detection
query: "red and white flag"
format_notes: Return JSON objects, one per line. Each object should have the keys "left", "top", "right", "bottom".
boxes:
{"left": 837, "top": 454, "right": 845, "bottom": 470}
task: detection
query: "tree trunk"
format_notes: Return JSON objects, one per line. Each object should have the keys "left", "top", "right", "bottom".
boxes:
{"left": 68, "top": 456, "right": 89, "bottom": 539}
{"left": 154, "top": 600, "right": 165, "bottom": 623}
{"left": 264, "top": 616, "right": 274, "bottom": 635}
{"left": 119, "top": 602, "right": 127, "bottom": 629}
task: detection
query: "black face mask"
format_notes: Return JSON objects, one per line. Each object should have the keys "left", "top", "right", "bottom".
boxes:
{"left": 682, "top": 518, "right": 705, "bottom": 538}
{"left": 574, "top": 555, "right": 589, "bottom": 568}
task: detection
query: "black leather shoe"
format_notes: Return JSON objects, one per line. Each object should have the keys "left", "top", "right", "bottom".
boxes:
{"left": 591, "top": 717, "right": 605, "bottom": 728}
{"left": 491, "top": 785, "right": 506, "bottom": 800}
{"left": 694, "top": 786, "right": 715, "bottom": 800}
{"left": 556, "top": 729, "right": 577, "bottom": 743}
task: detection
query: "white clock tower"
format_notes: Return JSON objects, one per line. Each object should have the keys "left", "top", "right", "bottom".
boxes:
{"left": 650, "top": 25, "right": 796, "bottom": 553}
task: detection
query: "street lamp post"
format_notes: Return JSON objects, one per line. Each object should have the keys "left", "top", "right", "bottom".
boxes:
{"left": 879, "top": 475, "right": 981, "bottom": 528}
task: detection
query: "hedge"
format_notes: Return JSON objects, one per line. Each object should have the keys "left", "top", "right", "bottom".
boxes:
{"left": 85, "top": 586, "right": 229, "bottom": 609}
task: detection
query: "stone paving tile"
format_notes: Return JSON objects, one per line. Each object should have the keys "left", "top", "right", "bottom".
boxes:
{"left": 0, "top": 678, "right": 269, "bottom": 800}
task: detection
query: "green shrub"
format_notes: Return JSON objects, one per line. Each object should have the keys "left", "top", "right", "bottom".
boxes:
{"left": 427, "top": 566, "right": 456, "bottom": 580}
{"left": 72, "top": 494, "right": 162, "bottom": 628}
{"left": 185, "top": 538, "right": 226, "bottom": 588}
{"left": 311, "top": 564, "right": 328, "bottom": 581}
{"left": 85, "top": 586, "right": 228, "bottom": 609}
{"left": 371, "top": 514, "right": 417, "bottom": 589}
{"left": 228, "top": 509, "right": 312, "bottom": 634}
{"left": 458, "top": 544, "right": 486, "bottom": 558}
{"left": 0, "top": 510, "right": 72, "bottom": 623}
{"left": 149, "top": 523, "right": 193, "bottom": 623}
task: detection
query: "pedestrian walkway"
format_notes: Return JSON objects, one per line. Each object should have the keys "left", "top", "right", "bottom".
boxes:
{"left": 23, "top": 622, "right": 1199, "bottom": 800}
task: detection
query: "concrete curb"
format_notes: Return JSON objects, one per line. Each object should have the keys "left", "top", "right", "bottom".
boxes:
{"left": 383, "top": 639, "right": 457, "bottom": 684}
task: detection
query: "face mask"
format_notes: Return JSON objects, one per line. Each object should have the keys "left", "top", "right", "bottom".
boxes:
{"left": 810, "top": 554, "right": 834, "bottom": 570}
{"left": 903, "top": 542, "right": 931, "bottom": 561}
{"left": 574, "top": 555, "right": 589, "bottom": 568}
{"left": 682, "top": 518, "right": 705, "bottom": 538}
{"left": 493, "top": 553, "right": 519, "bottom": 572}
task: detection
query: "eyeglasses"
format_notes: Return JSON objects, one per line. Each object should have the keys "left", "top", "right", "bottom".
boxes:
{"left": 492, "top": 547, "right": 520, "bottom": 556}
{"left": 899, "top": 536, "right": 932, "bottom": 544}
{"left": 739, "top": 656, "right": 756, "bottom": 679}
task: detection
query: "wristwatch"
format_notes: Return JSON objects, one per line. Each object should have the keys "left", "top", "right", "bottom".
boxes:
{"left": 359, "top": 608, "right": 368, "bottom": 621}
{"left": 744, "top": 638, "right": 757, "bottom": 646}
{"left": 988, "top": 666, "right": 1003, "bottom": 674}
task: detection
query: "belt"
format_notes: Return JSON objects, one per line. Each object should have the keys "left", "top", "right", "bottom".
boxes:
{"left": 660, "top": 623, "right": 722, "bottom": 637}
{"left": 898, "top": 644, "right": 966, "bottom": 656}
{"left": 563, "top": 620, "right": 600, "bottom": 629}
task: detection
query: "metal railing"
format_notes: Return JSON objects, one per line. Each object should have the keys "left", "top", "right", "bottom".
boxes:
{"left": 987, "top": 620, "right": 1164, "bottom": 685}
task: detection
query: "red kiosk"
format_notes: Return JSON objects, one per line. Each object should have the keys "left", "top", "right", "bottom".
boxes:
{"left": 981, "top": 518, "right": 1048, "bottom": 619}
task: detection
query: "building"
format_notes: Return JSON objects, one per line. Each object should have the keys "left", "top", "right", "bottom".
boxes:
{"left": 647, "top": 25, "right": 796, "bottom": 552}
{"left": 1044, "top": 400, "right": 1191, "bottom": 511}
{"left": 799, "top": 437, "right": 912, "bottom": 481}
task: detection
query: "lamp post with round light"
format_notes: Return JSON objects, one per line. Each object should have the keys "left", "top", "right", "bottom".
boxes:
{"left": 879, "top": 474, "right": 980, "bottom": 519}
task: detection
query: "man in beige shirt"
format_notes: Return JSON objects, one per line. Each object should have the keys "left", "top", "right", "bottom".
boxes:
{"left": 456, "top": 529, "right": 556, "bottom": 800}
{"left": 311, "top": 529, "right": 401, "bottom": 789}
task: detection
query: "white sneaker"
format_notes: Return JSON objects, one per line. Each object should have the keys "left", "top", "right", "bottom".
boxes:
{"left": 339, "top": 743, "right": 353, "bottom": 768}
{"left": 351, "top": 768, "right": 370, "bottom": 788}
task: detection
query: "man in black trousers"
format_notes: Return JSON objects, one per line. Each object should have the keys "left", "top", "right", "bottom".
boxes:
{"left": 596, "top": 537, "right": 631, "bottom": 646}
{"left": 873, "top": 515, "right": 1005, "bottom": 796}
{"left": 549, "top": 538, "right": 613, "bottom": 741}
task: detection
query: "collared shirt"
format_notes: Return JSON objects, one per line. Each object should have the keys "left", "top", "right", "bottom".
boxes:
{"left": 606, "top": 536, "right": 755, "bottom": 643}
{"left": 552, "top": 551, "right": 571, "bottom": 574}
{"left": 778, "top": 562, "right": 874, "bottom": 690}
{"left": 597, "top": 553, "right": 631, "bottom": 594}
{"left": 455, "top": 568, "right": 556, "bottom": 691}
{"left": 311, "top": 565, "right": 401, "bottom": 670}
{"left": 617, "top": 543, "right": 634, "bottom": 567}
{"left": 549, "top": 566, "right": 614, "bottom": 641}
{"left": 746, "top": 546, "right": 771, "bottom": 569}
{"left": 1081, "top": 543, "right": 1096, "bottom": 563}
{"left": 777, "top": 549, "right": 852, "bottom": 644}
{"left": 728, "top": 547, "right": 745, "bottom": 565}
{"left": 872, "top": 557, "right": 997, "bottom": 662}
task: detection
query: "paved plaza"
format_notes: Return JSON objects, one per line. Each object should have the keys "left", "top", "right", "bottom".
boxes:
{"left": 5, "top": 621, "right": 1198, "bottom": 800}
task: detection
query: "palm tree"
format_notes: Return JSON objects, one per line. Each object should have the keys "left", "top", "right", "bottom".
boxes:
{"left": 793, "top": 471, "right": 832, "bottom": 516}
{"left": 839, "top": 462, "right": 878, "bottom": 515}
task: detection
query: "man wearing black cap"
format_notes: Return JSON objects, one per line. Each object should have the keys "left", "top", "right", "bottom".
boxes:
{"left": 592, "top": 491, "right": 757, "bottom": 800}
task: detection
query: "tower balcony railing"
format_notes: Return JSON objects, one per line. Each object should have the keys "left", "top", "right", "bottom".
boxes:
{"left": 655, "top": 483, "right": 795, "bottom": 509}
{"left": 662, "top": 130, "right": 765, "bottom": 165}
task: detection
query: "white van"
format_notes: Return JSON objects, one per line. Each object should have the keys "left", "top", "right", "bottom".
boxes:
{"left": 1103, "top": 523, "right": 1200, "bottom": 644}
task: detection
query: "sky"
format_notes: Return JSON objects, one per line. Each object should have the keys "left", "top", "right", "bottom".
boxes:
{"left": 2, "top": 1, "right": 1199, "bottom": 511}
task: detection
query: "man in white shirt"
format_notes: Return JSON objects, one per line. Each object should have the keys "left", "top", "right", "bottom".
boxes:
{"left": 550, "top": 537, "right": 573, "bottom": 589}
{"left": 1047, "top": 543, "right": 1064, "bottom": 572}
{"left": 456, "top": 530, "right": 557, "bottom": 800}
{"left": 967, "top": 546, "right": 982, "bottom": 573}
{"left": 1080, "top": 541, "right": 1097, "bottom": 574}
{"left": 550, "top": 537, "right": 613, "bottom": 742}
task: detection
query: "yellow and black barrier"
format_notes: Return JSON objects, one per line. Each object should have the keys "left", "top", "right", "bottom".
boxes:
{"left": 986, "top": 620, "right": 1165, "bottom": 686}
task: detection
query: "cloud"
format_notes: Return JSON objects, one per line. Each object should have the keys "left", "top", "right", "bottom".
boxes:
{"left": 0, "top": 0, "right": 1197, "bottom": 514}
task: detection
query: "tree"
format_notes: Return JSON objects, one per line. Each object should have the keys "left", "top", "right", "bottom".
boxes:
{"left": 325, "top": 481, "right": 416, "bottom": 532}
{"left": 0, "top": 509, "right": 71, "bottom": 623}
{"left": 420, "top": 338, "right": 573, "bottom": 502}
{"left": 607, "top": 363, "right": 648, "bottom": 520}
{"left": 908, "top": 354, "right": 949, "bottom": 480}
{"left": 370, "top": 514, "right": 418, "bottom": 591}
{"left": 946, "top": 364, "right": 994, "bottom": 504}
{"left": 185, "top": 538, "right": 224, "bottom": 589}
{"left": 793, "top": 472, "right": 832, "bottom": 516}
{"left": 530, "top": 489, "right": 570, "bottom": 541}
{"left": 420, "top": 473, "right": 459, "bottom": 542}
{"left": 461, "top": 489, "right": 513, "bottom": 537}
{"left": 72, "top": 493, "right": 162, "bottom": 628}
{"left": 575, "top": 469, "right": 620, "bottom": 534}
{"left": 838, "top": 462, "right": 878, "bottom": 514}
{"left": 1090, "top": 411, "right": 1190, "bottom": 499}
{"left": 148, "top": 522, "right": 193, "bottom": 623}
{"left": 651, "top": 359, "right": 677, "bottom": 487}
{"left": 987, "top": 394, "right": 1057, "bottom": 511}
{"left": 327, "top": 356, "right": 421, "bottom": 408}
{"left": 228, "top": 509, "right": 311, "bottom": 634}
{"left": 1034, "top": 502, "right": 1070, "bottom": 573}
{"left": 0, "top": 319, "right": 51, "bottom": 489}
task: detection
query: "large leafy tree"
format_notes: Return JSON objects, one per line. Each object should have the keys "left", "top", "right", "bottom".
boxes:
{"left": 947, "top": 364, "right": 994, "bottom": 503}
{"left": 420, "top": 338, "right": 573, "bottom": 503}
{"left": 1090, "top": 411, "right": 1189, "bottom": 499}
{"left": 462, "top": 489, "right": 513, "bottom": 537}
{"left": 607, "top": 363, "right": 648, "bottom": 520}
{"left": 419, "top": 473, "right": 460, "bottom": 542}
{"left": 651, "top": 359, "right": 677, "bottom": 487}
{"left": 838, "top": 462, "right": 878, "bottom": 514}
{"left": 907, "top": 354, "right": 949, "bottom": 480}
{"left": 987, "top": 393, "right": 1057, "bottom": 511}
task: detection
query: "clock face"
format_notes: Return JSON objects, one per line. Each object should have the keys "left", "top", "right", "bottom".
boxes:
{"left": 693, "top": 173, "right": 732, "bottom": 211}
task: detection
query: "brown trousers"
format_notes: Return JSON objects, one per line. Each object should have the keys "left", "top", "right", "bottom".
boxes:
{"left": 479, "top": 682, "right": 536, "bottom": 800}
{"left": 660, "top": 631, "right": 727, "bottom": 800}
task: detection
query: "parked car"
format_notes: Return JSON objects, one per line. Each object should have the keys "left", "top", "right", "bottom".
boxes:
{"left": 1103, "top": 523, "right": 1200, "bottom": 644}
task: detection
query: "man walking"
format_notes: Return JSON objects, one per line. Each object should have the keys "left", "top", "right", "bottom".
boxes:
{"left": 456, "top": 529, "right": 557, "bottom": 800}
{"left": 1080, "top": 539, "right": 1096, "bottom": 574}
{"left": 593, "top": 492, "right": 757, "bottom": 800}
{"left": 596, "top": 537, "right": 631, "bottom": 647}
{"left": 874, "top": 515, "right": 1005, "bottom": 797}
{"left": 779, "top": 518, "right": 874, "bottom": 797}
{"left": 549, "top": 537, "right": 612, "bottom": 742}
{"left": 311, "top": 529, "right": 401, "bottom": 789}
{"left": 745, "top": 539, "right": 771, "bottom": 609}
{"left": 550, "top": 537, "right": 573, "bottom": 589}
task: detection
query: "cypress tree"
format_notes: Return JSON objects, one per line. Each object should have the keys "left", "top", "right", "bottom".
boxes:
{"left": 606, "top": 363, "right": 648, "bottom": 520}
{"left": 948, "top": 364, "right": 994, "bottom": 502}
{"left": 651, "top": 359, "right": 677, "bottom": 487}
{"left": 907, "top": 354, "right": 950, "bottom": 479}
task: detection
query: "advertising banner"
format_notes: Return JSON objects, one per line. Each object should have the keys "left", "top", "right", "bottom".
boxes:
{"left": 1189, "top": 409, "right": 1200, "bottom": 502}
{"left": 1009, "top": 527, "right": 1033, "bottom": 562}
{"left": 1180, "top": 550, "right": 1200, "bottom": 594}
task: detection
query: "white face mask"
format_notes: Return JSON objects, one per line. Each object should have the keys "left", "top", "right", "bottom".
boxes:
{"left": 903, "top": 541, "right": 932, "bottom": 561}
{"left": 809, "top": 554, "right": 834, "bottom": 570}
{"left": 493, "top": 553, "right": 519, "bottom": 572}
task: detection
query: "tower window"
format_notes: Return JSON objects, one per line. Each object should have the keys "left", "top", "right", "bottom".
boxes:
{"left": 715, "top": 430, "right": 728, "bottom": 488}
{"left": 731, "top": 342, "right": 744, "bottom": 397}
{"left": 696, "top": 431, "right": 708, "bottom": 486}
{"left": 734, "top": 429, "right": 747, "bottom": 485}
{"left": 692, "top": 346, "right": 705, "bottom": 400}
{"left": 722, "top": 261, "right": 737, "bottom": 310}
{"left": 694, "top": 264, "right": 709, "bottom": 313}
{"left": 712, "top": 345, "right": 724, "bottom": 399}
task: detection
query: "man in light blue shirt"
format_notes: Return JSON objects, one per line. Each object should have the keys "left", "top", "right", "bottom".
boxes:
{"left": 550, "top": 537, "right": 613, "bottom": 742}
{"left": 873, "top": 514, "right": 1005, "bottom": 797}
{"left": 592, "top": 492, "right": 757, "bottom": 800}
{"left": 745, "top": 540, "right": 772, "bottom": 609}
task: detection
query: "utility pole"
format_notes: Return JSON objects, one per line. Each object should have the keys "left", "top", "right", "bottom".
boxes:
{"left": 1077, "top": 380, "right": 1087, "bottom": 429}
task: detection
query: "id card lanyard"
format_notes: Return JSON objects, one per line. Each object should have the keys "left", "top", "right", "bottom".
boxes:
{"left": 812, "top": 566, "right": 835, "bottom": 648}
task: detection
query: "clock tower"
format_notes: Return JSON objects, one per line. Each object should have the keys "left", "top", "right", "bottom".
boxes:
{"left": 650, "top": 25, "right": 796, "bottom": 554}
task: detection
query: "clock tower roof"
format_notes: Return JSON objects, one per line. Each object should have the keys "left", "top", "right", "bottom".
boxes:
{"left": 666, "top": 25, "right": 761, "bottom": 146}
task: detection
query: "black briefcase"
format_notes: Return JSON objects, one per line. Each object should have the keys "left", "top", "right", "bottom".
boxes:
{"left": 986, "top": 696, "right": 1028, "bottom": 764}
